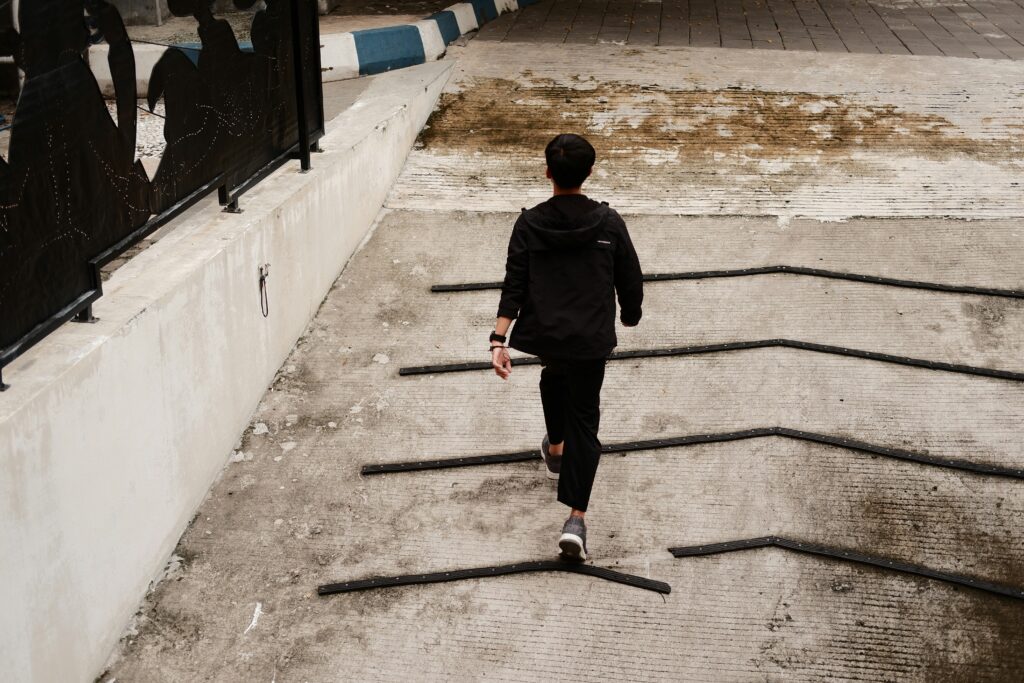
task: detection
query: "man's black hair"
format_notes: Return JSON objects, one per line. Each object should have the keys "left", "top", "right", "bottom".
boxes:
{"left": 545, "top": 134, "right": 595, "bottom": 190}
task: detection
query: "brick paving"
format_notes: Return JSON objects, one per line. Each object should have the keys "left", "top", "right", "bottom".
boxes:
{"left": 479, "top": 0, "right": 1024, "bottom": 57}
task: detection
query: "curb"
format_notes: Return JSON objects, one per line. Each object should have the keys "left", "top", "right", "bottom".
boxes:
{"left": 90, "top": 0, "right": 535, "bottom": 95}
{"left": 323, "top": 0, "right": 538, "bottom": 81}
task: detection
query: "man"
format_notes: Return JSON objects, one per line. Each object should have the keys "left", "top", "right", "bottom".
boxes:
{"left": 489, "top": 133, "right": 643, "bottom": 561}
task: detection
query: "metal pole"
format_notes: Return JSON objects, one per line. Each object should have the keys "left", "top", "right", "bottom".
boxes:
{"left": 12, "top": 0, "right": 22, "bottom": 92}
{"left": 74, "top": 304, "right": 98, "bottom": 323}
{"left": 309, "top": 0, "right": 326, "bottom": 140}
{"left": 289, "top": 0, "right": 312, "bottom": 172}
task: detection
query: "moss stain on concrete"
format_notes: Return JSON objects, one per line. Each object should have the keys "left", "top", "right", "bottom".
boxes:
{"left": 419, "top": 77, "right": 1024, "bottom": 167}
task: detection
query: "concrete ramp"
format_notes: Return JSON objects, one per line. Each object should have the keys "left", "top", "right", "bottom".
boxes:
{"left": 391, "top": 43, "right": 1024, "bottom": 219}
{"left": 108, "top": 42, "right": 1024, "bottom": 682}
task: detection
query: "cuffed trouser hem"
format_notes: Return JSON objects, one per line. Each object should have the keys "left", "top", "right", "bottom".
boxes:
{"left": 557, "top": 492, "right": 591, "bottom": 513}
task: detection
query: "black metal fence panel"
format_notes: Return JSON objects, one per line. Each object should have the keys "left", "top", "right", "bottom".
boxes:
{"left": 0, "top": 0, "right": 325, "bottom": 388}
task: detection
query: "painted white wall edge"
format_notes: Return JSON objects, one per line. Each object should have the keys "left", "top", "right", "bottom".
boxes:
{"left": 0, "top": 59, "right": 453, "bottom": 683}
{"left": 90, "top": 42, "right": 167, "bottom": 98}
{"left": 416, "top": 20, "right": 447, "bottom": 63}
{"left": 91, "top": 0, "right": 488, "bottom": 93}
{"left": 448, "top": 3, "right": 480, "bottom": 34}
{"left": 320, "top": 31, "right": 360, "bottom": 83}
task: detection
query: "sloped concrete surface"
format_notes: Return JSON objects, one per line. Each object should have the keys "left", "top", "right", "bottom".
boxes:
{"left": 106, "top": 42, "right": 1024, "bottom": 681}
{"left": 381, "top": 212, "right": 1024, "bottom": 373}
{"left": 391, "top": 43, "right": 1024, "bottom": 219}
{"left": 0, "top": 61, "right": 450, "bottom": 683}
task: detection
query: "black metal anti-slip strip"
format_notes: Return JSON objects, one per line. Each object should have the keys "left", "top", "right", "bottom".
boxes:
{"left": 360, "top": 426, "right": 1024, "bottom": 479}
{"left": 430, "top": 266, "right": 1024, "bottom": 299}
{"left": 668, "top": 536, "right": 1024, "bottom": 601}
{"left": 317, "top": 560, "right": 671, "bottom": 595}
{"left": 398, "top": 338, "right": 1024, "bottom": 382}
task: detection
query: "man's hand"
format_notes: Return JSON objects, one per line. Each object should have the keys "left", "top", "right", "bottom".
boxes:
{"left": 491, "top": 346, "right": 512, "bottom": 380}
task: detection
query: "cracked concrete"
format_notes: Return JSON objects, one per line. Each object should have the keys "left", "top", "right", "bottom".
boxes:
{"left": 392, "top": 43, "right": 1024, "bottom": 218}
{"left": 106, "top": 41, "right": 1024, "bottom": 682}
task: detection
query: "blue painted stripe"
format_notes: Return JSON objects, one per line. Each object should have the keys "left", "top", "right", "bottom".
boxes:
{"left": 430, "top": 10, "right": 462, "bottom": 45}
{"left": 352, "top": 26, "right": 426, "bottom": 76}
{"left": 174, "top": 40, "right": 254, "bottom": 66}
{"left": 469, "top": 0, "right": 499, "bottom": 26}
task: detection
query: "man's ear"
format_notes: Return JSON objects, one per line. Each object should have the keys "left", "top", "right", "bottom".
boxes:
{"left": 545, "top": 167, "right": 552, "bottom": 179}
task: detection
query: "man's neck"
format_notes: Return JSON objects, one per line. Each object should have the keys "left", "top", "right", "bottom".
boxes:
{"left": 552, "top": 185, "right": 584, "bottom": 197}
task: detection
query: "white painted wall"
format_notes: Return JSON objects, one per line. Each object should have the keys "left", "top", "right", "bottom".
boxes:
{"left": 416, "top": 20, "right": 448, "bottom": 63}
{"left": 90, "top": 42, "right": 166, "bottom": 98}
{"left": 448, "top": 3, "right": 480, "bottom": 33}
{"left": 320, "top": 31, "right": 360, "bottom": 83}
{"left": 0, "top": 60, "right": 452, "bottom": 683}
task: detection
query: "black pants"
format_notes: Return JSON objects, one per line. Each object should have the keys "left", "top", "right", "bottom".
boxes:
{"left": 539, "top": 357, "right": 607, "bottom": 512}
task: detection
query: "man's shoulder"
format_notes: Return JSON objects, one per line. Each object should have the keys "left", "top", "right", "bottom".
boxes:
{"left": 600, "top": 204, "right": 626, "bottom": 226}
{"left": 515, "top": 196, "right": 622, "bottom": 227}
{"left": 514, "top": 199, "right": 557, "bottom": 227}
{"left": 586, "top": 198, "right": 622, "bottom": 216}
{"left": 522, "top": 201, "right": 547, "bottom": 215}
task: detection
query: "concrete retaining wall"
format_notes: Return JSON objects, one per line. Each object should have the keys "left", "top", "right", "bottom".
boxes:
{"left": 109, "top": 0, "right": 170, "bottom": 26}
{"left": 323, "top": 0, "right": 540, "bottom": 80}
{"left": 209, "top": 2, "right": 343, "bottom": 14}
{"left": 0, "top": 60, "right": 452, "bottom": 683}
{"left": 92, "top": 0, "right": 537, "bottom": 95}
{"left": 113, "top": 0, "right": 339, "bottom": 21}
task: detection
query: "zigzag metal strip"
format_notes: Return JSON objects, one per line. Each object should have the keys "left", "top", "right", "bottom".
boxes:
{"left": 430, "top": 266, "right": 1024, "bottom": 298}
{"left": 360, "top": 427, "right": 1024, "bottom": 479}
{"left": 668, "top": 536, "right": 1024, "bottom": 601}
{"left": 317, "top": 560, "right": 672, "bottom": 595}
{"left": 398, "top": 338, "right": 1024, "bottom": 382}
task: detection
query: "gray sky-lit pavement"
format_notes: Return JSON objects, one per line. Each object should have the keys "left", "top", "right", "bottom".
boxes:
{"left": 107, "top": 32, "right": 1024, "bottom": 683}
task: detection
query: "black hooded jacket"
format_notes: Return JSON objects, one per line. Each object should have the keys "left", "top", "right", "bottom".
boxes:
{"left": 497, "top": 195, "right": 644, "bottom": 359}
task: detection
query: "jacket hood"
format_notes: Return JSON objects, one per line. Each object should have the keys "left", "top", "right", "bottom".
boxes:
{"left": 520, "top": 203, "right": 612, "bottom": 250}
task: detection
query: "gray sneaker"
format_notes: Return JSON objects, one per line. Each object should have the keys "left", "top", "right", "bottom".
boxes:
{"left": 541, "top": 435, "right": 560, "bottom": 481}
{"left": 558, "top": 516, "right": 587, "bottom": 562}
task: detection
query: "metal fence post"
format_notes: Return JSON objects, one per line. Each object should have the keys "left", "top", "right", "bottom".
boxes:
{"left": 290, "top": 0, "right": 312, "bottom": 173}
{"left": 74, "top": 305, "right": 98, "bottom": 323}
{"left": 0, "top": 2, "right": 327, "bottom": 381}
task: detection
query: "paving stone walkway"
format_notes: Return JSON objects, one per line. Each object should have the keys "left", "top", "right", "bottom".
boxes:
{"left": 479, "top": 0, "right": 1024, "bottom": 58}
